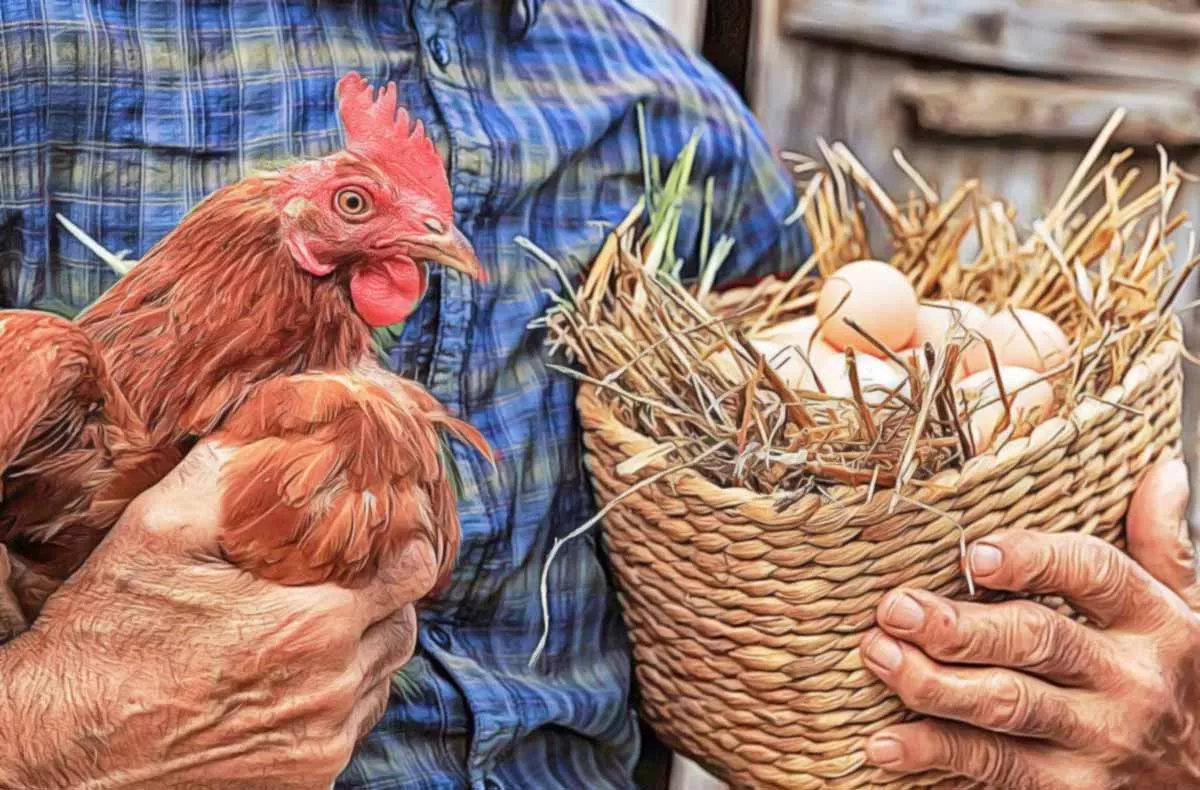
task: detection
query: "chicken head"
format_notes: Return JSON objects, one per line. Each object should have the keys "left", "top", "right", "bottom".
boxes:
{"left": 277, "top": 72, "right": 483, "bottom": 328}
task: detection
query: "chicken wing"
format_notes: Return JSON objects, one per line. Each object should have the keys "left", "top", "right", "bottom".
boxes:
{"left": 213, "top": 372, "right": 488, "bottom": 589}
{"left": 0, "top": 311, "right": 178, "bottom": 627}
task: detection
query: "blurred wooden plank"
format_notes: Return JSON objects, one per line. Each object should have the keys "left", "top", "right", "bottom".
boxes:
{"left": 627, "top": 0, "right": 707, "bottom": 50}
{"left": 750, "top": 0, "right": 849, "bottom": 162}
{"left": 894, "top": 73, "right": 1200, "bottom": 145}
{"left": 748, "top": 0, "right": 789, "bottom": 143}
{"left": 781, "top": 0, "right": 1200, "bottom": 84}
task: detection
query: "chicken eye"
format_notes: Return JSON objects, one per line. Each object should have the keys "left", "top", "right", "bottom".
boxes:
{"left": 334, "top": 188, "right": 372, "bottom": 218}
{"left": 424, "top": 218, "right": 445, "bottom": 234}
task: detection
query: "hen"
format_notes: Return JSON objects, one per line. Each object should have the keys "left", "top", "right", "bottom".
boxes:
{"left": 0, "top": 73, "right": 490, "bottom": 635}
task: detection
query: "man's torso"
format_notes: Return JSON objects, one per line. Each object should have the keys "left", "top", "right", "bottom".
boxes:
{"left": 0, "top": 2, "right": 806, "bottom": 787}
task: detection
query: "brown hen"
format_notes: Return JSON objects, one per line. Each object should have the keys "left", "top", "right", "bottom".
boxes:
{"left": 0, "top": 72, "right": 490, "bottom": 634}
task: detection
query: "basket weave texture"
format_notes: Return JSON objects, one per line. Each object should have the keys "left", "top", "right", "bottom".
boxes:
{"left": 579, "top": 285, "right": 1183, "bottom": 789}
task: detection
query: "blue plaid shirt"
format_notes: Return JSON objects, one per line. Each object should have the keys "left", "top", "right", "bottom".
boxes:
{"left": 0, "top": 1, "right": 810, "bottom": 788}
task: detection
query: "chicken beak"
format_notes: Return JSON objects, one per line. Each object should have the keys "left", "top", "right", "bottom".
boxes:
{"left": 420, "top": 226, "right": 485, "bottom": 282}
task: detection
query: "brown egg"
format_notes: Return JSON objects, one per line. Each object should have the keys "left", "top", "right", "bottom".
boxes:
{"left": 908, "top": 300, "right": 988, "bottom": 381}
{"left": 914, "top": 300, "right": 989, "bottom": 345}
{"left": 958, "top": 366, "right": 1055, "bottom": 451}
{"left": 964, "top": 309, "right": 1070, "bottom": 374}
{"left": 816, "top": 260, "right": 918, "bottom": 357}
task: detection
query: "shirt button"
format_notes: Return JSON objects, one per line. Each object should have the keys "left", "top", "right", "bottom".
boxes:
{"left": 428, "top": 625, "right": 451, "bottom": 649}
{"left": 429, "top": 35, "right": 451, "bottom": 68}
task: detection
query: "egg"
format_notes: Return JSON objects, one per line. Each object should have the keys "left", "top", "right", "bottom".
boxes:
{"left": 958, "top": 366, "right": 1055, "bottom": 451}
{"left": 913, "top": 300, "right": 989, "bottom": 346}
{"left": 907, "top": 300, "right": 987, "bottom": 381}
{"left": 751, "top": 334, "right": 837, "bottom": 390}
{"left": 964, "top": 309, "right": 1070, "bottom": 374}
{"left": 816, "top": 260, "right": 918, "bottom": 357}
{"left": 813, "top": 350, "right": 910, "bottom": 405}
{"left": 753, "top": 315, "right": 819, "bottom": 346}
{"left": 751, "top": 339, "right": 809, "bottom": 389}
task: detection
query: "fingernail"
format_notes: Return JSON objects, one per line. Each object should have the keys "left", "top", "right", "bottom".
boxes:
{"left": 883, "top": 593, "right": 925, "bottom": 632}
{"left": 970, "top": 542, "right": 1004, "bottom": 576}
{"left": 1164, "top": 459, "right": 1191, "bottom": 519}
{"left": 863, "top": 632, "right": 904, "bottom": 671}
{"left": 865, "top": 734, "right": 905, "bottom": 767}
{"left": 1163, "top": 456, "right": 1189, "bottom": 487}
{"left": 1179, "top": 519, "right": 1196, "bottom": 560}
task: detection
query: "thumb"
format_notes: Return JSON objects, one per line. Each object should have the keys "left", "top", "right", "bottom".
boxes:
{"left": 1126, "top": 456, "right": 1197, "bottom": 604}
{"left": 111, "top": 440, "right": 234, "bottom": 557}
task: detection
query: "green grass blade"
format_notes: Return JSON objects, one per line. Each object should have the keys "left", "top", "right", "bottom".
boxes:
{"left": 637, "top": 103, "right": 654, "bottom": 215}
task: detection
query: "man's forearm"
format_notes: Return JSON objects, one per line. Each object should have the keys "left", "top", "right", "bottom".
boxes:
{"left": 0, "top": 626, "right": 109, "bottom": 790}
{"left": 0, "top": 631, "right": 50, "bottom": 788}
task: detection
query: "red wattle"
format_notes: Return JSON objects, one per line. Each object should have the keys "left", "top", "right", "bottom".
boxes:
{"left": 350, "top": 260, "right": 427, "bottom": 327}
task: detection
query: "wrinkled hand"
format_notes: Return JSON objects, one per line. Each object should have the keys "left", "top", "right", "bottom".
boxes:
{"left": 0, "top": 441, "right": 437, "bottom": 790}
{"left": 861, "top": 457, "right": 1200, "bottom": 789}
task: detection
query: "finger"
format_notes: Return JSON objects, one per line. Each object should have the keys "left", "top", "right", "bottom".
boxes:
{"left": 358, "top": 606, "right": 418, "bottom": 685}
{"left": 267, "top": 539, "right": 435, "bottom": 646}
{"left": 864, "top": 720, "right": 1082, "bottom": 789}
{"left": 347, "top": 680, "right": 391, "bottom": 744}
{"left": 353, "top": 539, "right": 439, "bottom": 629}
{"left": 876, "top": 589, "right": 1116, "bottom": 687}
{"left": 1127, "top": 457, "right": 1199, "bottom": 605}
{"left": 113, "top": 441, "right": 235, "bottom": 556}
{"left": 967, "top": 530, "right": 1167, "bottom": 628}
{"left": 861, "top": 631, "right": 1101, "bottom": 745}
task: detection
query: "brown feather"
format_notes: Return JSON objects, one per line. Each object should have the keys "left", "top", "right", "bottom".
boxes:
{"left": 78, "top": 178, "right": 372, "bottom": 444}
{"left": 0, "top": 312, "right": 180, "bottom": 612}
{"left": 214, "top": 373, "right": 463, "bottom": 589}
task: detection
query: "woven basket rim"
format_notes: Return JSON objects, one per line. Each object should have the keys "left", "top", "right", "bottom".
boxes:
{"left": 577, "top": 318, "right": 1181, "bottom": 514}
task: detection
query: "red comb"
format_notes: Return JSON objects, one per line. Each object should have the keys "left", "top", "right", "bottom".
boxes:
{"left": 336, "top": 72, "right": 442, "bottom": 166}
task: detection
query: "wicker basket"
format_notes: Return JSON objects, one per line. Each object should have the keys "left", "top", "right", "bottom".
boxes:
{"left": 578, "top": 279, "right": 1183, "bottom": 789}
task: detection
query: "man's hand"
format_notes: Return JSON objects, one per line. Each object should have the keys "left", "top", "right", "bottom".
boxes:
{"left": 861, "top": 457, "right": 1200, "bottom": 789}
{"left": 0, "top": 441, "right": 436, "bottom": 790}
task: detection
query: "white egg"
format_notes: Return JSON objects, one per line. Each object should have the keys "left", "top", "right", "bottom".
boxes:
{"left": 958, "top": 366, "right": 1055, "bottom": 451}
{"left": 751, "top": 339, "right": 814, "bottom": 389}
{"left": 753, "top": 315, "right": 819, "bottom": 345}
{"left": 814, "top": 351, "right": 910, "bottom": 405}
